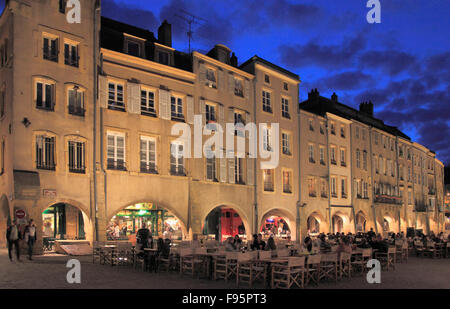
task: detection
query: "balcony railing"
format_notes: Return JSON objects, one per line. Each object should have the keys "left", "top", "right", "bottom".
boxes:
{"left": 107, "top": 160, "right": 126, "bottom": 171}
{"left": 68, "top": 104, "right": 85, "bottom": 117}
{"left": 37, "top": 162, "right": 56, "bottom": 171}
{"left": 108, "top": 100, "right": 125, "bottom": 112}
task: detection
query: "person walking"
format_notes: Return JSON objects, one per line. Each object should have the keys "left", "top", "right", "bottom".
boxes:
{"left": 24, "top": 219, "right": 37, "bottom": 260}
{"left": 6, "top": 219, "right": 21, "bottom": 262}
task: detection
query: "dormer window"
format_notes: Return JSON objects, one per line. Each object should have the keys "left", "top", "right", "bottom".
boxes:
{"left": 283, "top": 82, "right": 289, "bottom": 91}
{"left": 124, "top": 34, "right": 145, "bottom": 58}
{"left": 158, "top": 51, "right": 169, "bottom": 65}
{"left": 154, "top": 43, "right": 174, "bottom": 66}
{"left": 264, "top": 74, "right": 270, "bottom": 84}
{"left": 205, "top": 68, "right": 217, "bottom": 89}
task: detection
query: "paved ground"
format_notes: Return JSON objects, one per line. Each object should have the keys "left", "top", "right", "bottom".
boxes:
{"left": 0, "top": 249, "right": 449, "bottom": 289}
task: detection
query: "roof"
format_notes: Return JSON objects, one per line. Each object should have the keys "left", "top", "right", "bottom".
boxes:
{"left": 299, "top": 92, "right": 411, "bottom": 140}
{"left": 239, "top": 55, "right": 300, "bottom": 81}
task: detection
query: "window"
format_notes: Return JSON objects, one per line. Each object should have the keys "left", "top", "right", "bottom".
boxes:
{"left": 330, "top": 122, "right": 336, "bottom": 135}
{"left": 234, "top": 78, "right": 244, "bottom": 97}
{"left": 36, "top": 81, "right": 55, "bottom": 111}
{"left": 340, "top": 148, "right": 346, "bottom": 166}
{"left": 374, "top": 154, "right": 379, "bottom": 173}
{"left": 108, "top": 82, "right": 125, "bottom": 111}
{"left": 308, "top": 178, "right": 316, "bottom": 197}
{"left": 264, "top": 74, "right": 270, "bottom": 84}
{"left": 263, "top": 169, "right": 274, "bottom": 192}
{"left": 340, "top": 125, "right": 345, "bottom": 138}
{"left": 308, "top": 144, "right": 315, "bottom": 163}
{"left": 374, "top": 133, "right": 378, "bottom": 145}
{"left": 36, "top": 135, "right": 56, "bottom": 170}
{"left": 319, "top": 146, "right": 325, "bottom": 165}
{"left": 64, "top": 42, "right": 79, "bottom": 67}
{"left": 363, "top": 182, "right": 368, "bottom": 198}
{"left": 330, "top": 146, "right": 336, "bottom": 165}
{"left": 140, "top": 137, "right": 157, "bottom": 174}
{"left": 262, "top": 91, "right": 272, "bottom": 113}
{"left": 320, "top": 122, "right": 324, "bottom": 134}
{"left": 206, "top": 154, "right": 217, "bottom": 181}
{"left": 68, "top": 141, "right": 85, "bottom": 173}
{"left": 43, "top": 36, "right": 58, "bottom": 62}
{"left": 170, "top": 142, "right": 185, "bottom": 176}
{"left": 141, "top": 89, "right": 156, "bottom": 116}
{"left": 341, "top": 178, "right": 347, "bottom": 198}
{"left": 206, "top": 103, "right": 216, "bottom": 123}
{"left": 363, "top": 151, "right": 367, "bottom": 170}
{"left": 362, "top": 129, "right": 366, "bottom": 140}
{"left": 234, "top": 112, "right": 245, "bottom": 137}
{"left": 355, "top": 127, "right": 360, "bottom": 139}
{"left": 282, "top": 133, "right": 291, "bottom": 155}
{"left": 309, "top": 119, "right": 314, "bottom": 131}
{"left": 205, "top": 69, "right": 217, "bottom": 89}
{"left": 68, "top": 87, "right": 84, "bottom": 116}
{"left": 157, "top": 51, "right": 169, "bottom": 65}
{"left": 356, "top": 180, "right": 362, "bottom": 198}
{"left": 281, "top": 98, "right": 290, "bottom": 119}
{"left": 331, "top": 177, "right": 337, "bottom": 197}
{"left": 283, "top": 170, "right": 292, "bottom": 193}
{"left": 283, "top": 82, "right": 288, "bottom": 91}
{"left": 235, "top": 157, "right": 244, "bottom": 184}
{"left": 356, "top": 149, "right": 361, "bottom": 169}
{"left": 0, "top": 90, "right": 4, "bottom": 118}
{"left": 170, "top": 96, "right": 184, "bottom": 121}
{"left": 320, "top": 179, "right": 327, "bottom": 198}
{"left": 59, "top": 0, "right": 66, "bottom": 13}
{"left": 263, "top": 127, "right": 272, "bottom": 152}
{"left": 107, "top": 132, "right": 126, "bottom": 171}
{"left": 408, "top": 191, "right": 412, "bottom": 205}
{"left": 125, "top": 38, "right": 143, "bottom": 58}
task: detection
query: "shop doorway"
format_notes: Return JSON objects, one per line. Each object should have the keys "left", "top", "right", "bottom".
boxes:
{"left": 332, "top": 214, "right": 344, "bottom": 233}
{"left": 307, "top": 215, "right": 321, "bottom": 235}
{"left": 203, "top": 207, "right": 246, "bottom": 242}
{"left": 260, "top": 216, "right": 290, "bottom": 238}
{"left": 42, "top": 203, "right": 86, "bottom": 240}
{"left": 108, "top": 203, "right": 184, "bottom": 242}
{"left": 356, "top": 212, "right": 367, "bottom": 232}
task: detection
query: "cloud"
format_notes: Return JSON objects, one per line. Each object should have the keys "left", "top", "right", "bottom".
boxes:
{"left": 358, "top": 50, "right": 418, "bottom": 76}
{"left": 278, "top": 34, "right": 366, "bottom": 70}
{"left": 319, "top": 71, "right": 374, "bottom": 90}
{"left": 101, "top": 0, "right": 159, "bottom": 31}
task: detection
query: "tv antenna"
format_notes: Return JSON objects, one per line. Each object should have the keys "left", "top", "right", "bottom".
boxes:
{"left": 175, "top": 9, "right": 207, "bottom": 54}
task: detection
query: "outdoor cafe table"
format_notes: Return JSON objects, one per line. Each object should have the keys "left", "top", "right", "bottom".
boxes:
{"left": 143, "top": 248, "right": 159, "bottom": 272}
{"left": 100, "top": 244, "right": 117, "bottom": 266}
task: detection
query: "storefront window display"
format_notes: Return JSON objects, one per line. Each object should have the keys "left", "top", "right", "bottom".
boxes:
{"left": 260, "top": 216, "right": 290, "bottom": 238}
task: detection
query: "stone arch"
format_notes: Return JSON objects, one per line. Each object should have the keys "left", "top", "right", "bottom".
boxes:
{"left": 355, "top": 211, "right": 368, "bottom": 232}
{"left": 259, "top": 207, "right": 296, "bottom": 240}
{"left": 202, "top": 202, "right": 252, "bottom": 241}
{"left": 332, "top": 211, "right": 350, "bottom": 233}
{"left": 306, "top": 211, "right": 326, "bottom": 235}
{"left": 110, "top": 200, "right": 189, "bottom": 241}
{"left": 0, "top": 194, "right": 10, "bottom": 247}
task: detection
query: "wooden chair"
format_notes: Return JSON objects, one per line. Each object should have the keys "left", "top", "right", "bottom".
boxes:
{"left": 271, "top": 257, "right": 305, "bottom": 289}
{"left": 305, "top": 254, "right": 321, "bottom": 286}
{"left": 446, "top": 242, "right": 450, "bottom": 258}
{"left": 351, "top": 248, "right": 372, "bottom": 274}
{"left": 180, "top": 247, "right": 195, "bottom": 277}
{"left": 395, "top": 240, "right": 404, "bottom": 263}
{"left": 213, "top": 252, "right": 227, "bottom": 281}
{"left": 236, "top": 252, "right": 254, "bottom": 287}
{"left": 339, "top": 252, "right": 352, "bottom": 279}
{"left": 225, "top": 252, "right": 239, "bottom": 282}
{"left": 277, "top": 248, "right": 290, "bottom": 258}
{"left": 375, "top": 247, "right": 396, "bottom": 271}
{"left": 115, "top": 243, "right": 133, "bottom": 268}
{"left": 92, "top": 241, "right": 104, "bottom": 264}
{"left": 319, "top": 253, "right": 338, "bottom": 282}
{"left": 252, "top": 251, "right": 270, "bottom": 287}
{"left": 193, "top": 247, "right": 208, "bottom": 277}
{"left": 401, "top": 242, "right": 409, "bottom": 263}
{"left": 414, "top": 240, "right": 424, "bottom": 257}
{"left": 133, "top": 246, "right": 146, "bottom": 271}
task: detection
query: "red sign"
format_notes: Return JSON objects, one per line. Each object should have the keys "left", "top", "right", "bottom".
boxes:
{"left": 15, "top": 209, "right": 26, "bottom": 219}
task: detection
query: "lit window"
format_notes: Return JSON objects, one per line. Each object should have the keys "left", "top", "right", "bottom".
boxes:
{"left": 140, "top": 136, "right": 157, "bottom": 174}
{"left": 107, "top": 132, "right": 126, "bottom": 171}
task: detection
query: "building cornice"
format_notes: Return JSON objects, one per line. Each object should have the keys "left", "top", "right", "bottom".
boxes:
{"left": 193, "top": 51, "right": 254, "bottom": 80}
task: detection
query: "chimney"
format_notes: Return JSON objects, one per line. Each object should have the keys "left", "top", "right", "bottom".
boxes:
{"left": 359, "top": 101, "right": 374, "bottom": 116}
{"left": 308, "top": 88, "right": 320, "bottom": 100}
{"left": 230, "top": 52, "right": 238, "bottom": 67}
{"left": 158, "top": 20, "right": 172, "bottom": 47}
{"left": 331, "top": 92, "right": 338, "bottom": 102}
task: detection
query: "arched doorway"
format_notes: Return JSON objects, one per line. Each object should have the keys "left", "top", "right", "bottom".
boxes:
{"left": 259, "top": 209, "right": 294, "bottom": 240}
{"left": 356, "top": 212, "right": 367, "bottom": 232}
{"left": 332, "top": 214, "right": 344, "bottom": 233}
{"left": 307, "top": 214, "right": 321, "bottom": 235}
{"left": 108, "top": 203, "right": 186, "bottom": 242}
{"left": 0, "top": 195, "right": 10, "bottom": 248}
{"left": 383, "top": 216, "right": 392, "bottom": 232}
{"left": 42, "top": 203, "right": 89, "bottom": 240}
{"left": 203, "top": 207, "right": 247, "bottom": 242}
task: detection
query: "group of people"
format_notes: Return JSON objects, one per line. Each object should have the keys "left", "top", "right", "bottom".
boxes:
{"left": 6, "top": 219, "right": 37, "bottom": 262}
{"left": 135, "top": 223, "right": 172, "bottom": 271}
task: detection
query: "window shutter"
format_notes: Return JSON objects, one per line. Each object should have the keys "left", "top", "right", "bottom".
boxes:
{"left": 247, "top": 158, "right": 254, "bottom": 186}
{"left": 228, "top": 156, "right": 235, "bottom": 184}
{"left": 228, "top": 107, "right": 234, "bottom": 123}
{"left": 199, "top": 62, "right": 206, "bottom": 84}
{"left": 159, "top": 89, "right": 170, "bottom": 120}
{"left": 218, "top": 103, "right": 224, "bottom": 128}
{"left": 200, "top": 99, "right": 206, "bottom": 125}
{"left": 127, "top": 82, "right": 140, "bottom": 114}
{"left": 218, "top": 69, "right": 224, "bottom": 90}
{"left": 186, "top": 95, "right": 194, "bottom": 124}
{"left": 33, "top": 30, "right": 39, "bottom": 57}
{"left": 244, "top": 79, "right": 250, "bottom": 99}
{"left": 219, "top": 155, "right": 227, "bottom": 183}
{"left": 228, "top": 73, "right": 234, "bottom": 94}
{"left": 98, "top": 75, "right": 108, "bottom": 108}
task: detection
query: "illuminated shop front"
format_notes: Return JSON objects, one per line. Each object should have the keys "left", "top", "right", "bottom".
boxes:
{"left": 108, "top": 203, "right": 183, "bottom": 241}
{"left": 42, "top": 204, "right": 86, "bottom": 240}
{"left": 203, "top": 207, "right": 246, "bottom": 242}
{"left": 260, "top": 216, "right": 290, "bottom": 238}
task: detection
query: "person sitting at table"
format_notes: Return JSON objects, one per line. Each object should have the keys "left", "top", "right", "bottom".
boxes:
{"left": 303, "top": 236, "right": 313, "bottom": 253}
{"left": 252, "top": 234, "right": 266, "bottom": 251}
{"left": 225, "top": 237, "right": 237, "bottom": 251}
{"left": 233, "top": 235, "right": 243, "bottom": 250}
{"left": 319, "top": 234, "right": 331, "bottom": 252}
{"left": 267, "top": 234, "right": 277, "bottom": 251}
{"left": 336, "top": 236, "right": 352, "bottom": 259}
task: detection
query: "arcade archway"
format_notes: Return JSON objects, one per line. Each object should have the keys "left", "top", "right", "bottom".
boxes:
{"left": 42, "top": 203, "right": 91, "bottom": 241}
{"left": 108, "top": 203, "right": 186, "bottom": 242}
{"left": 355, "top": 212, "right": 367, "bottom": 232}
{"left": 203, "top": 206, "right": 247, "bottom": 242}
{"left": 259, "top": 209, "right": 293, "bottom": 240}
{"left": 0, "top": 195, "right": 10, "bottom": 248}
{"left": 307, "top": 213, "right": 321, "bottom": 235}
{"left": 332, "top": 214, "right": 344, "bottom": 233}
